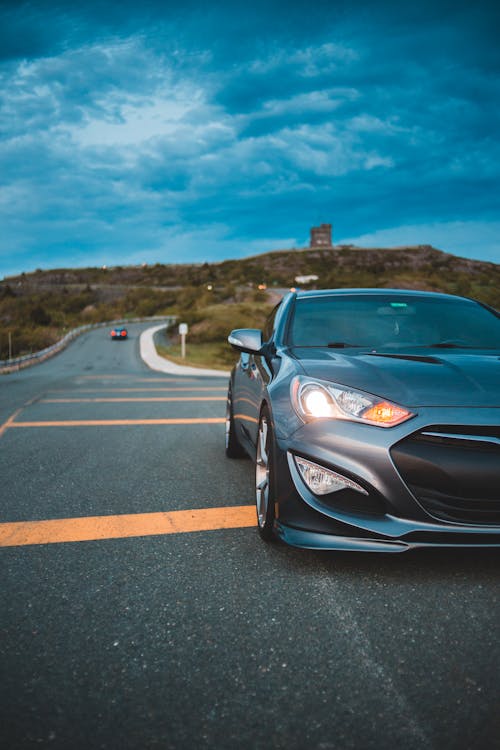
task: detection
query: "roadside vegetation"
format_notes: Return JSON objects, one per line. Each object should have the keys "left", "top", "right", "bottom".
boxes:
{"left": 158, "top": 297, "right": 274, "bottom": 369}
{"left": 1, "top": 245, "right": 499, "bottom": 363}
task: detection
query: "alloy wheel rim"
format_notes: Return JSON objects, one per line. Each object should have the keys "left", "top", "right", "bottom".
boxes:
{"left": 255, "top": 416, "right": 269, "bottom": 527}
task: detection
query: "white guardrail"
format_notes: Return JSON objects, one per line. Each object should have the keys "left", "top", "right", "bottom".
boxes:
{"left": 0, "top": 316, "right": 177, "bottom": 374}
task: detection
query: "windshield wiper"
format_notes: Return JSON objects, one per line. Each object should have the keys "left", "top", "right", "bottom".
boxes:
{"left": 429, "top": 341, "right": 469, "bottom": 348}
{"left": 326, "top": 342, "right": 359, "bottom": 348}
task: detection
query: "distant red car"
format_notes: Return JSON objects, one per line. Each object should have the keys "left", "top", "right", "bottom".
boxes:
{"left": 110, "top": 327, "right": 128, "bottom": 340}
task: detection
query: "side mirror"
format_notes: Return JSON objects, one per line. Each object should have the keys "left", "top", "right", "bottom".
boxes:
{"left": 228, "top": 328, "right": 263, "bottom": 354}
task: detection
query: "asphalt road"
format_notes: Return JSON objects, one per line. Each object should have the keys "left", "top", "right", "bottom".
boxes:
{"left": 0, "top": 323, "right": 499, "bottom": 750}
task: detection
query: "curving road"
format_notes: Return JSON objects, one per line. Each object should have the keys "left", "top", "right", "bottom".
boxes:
{"left": 0, "top": 324, "right": 499, "bottom": 749}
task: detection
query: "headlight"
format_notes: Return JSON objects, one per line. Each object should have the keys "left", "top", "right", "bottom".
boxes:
{"left": 291, "top": 376, "right": 415, "bottom": 428}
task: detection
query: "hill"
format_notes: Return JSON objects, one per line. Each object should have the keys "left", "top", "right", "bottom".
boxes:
{"left": 1, "top": 244, "right": 499, "bottom": 362}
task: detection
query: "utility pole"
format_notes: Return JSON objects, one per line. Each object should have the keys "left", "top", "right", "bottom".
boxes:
{"left": 8, "top": 331, "right": 12, "bottom": 360}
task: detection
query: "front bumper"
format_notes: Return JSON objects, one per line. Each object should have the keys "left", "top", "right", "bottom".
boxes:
{"left": 272, "top": 406, "right": 500, "bottom": 551}
{"left": 276, "top": 524, "right": 500, "bottom": 552}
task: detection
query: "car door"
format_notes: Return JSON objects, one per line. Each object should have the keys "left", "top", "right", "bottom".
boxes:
{"left": 232, "top": 303, "right": 282, "bottom": 450}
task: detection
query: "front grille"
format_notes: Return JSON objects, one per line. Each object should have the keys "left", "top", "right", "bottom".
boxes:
{"left": 391, "top": 425, "right": 500, "bottom": 525}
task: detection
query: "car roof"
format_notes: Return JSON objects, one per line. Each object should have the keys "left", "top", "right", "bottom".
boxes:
{"left": 293, "top": 288, "right": 470, "bottom": 302}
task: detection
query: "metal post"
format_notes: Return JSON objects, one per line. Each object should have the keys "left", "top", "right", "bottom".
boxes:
{"left": 8, "top": 331, "right": 12, "bottom": 361}
{"left": 178, "top": 323, "right": 188, "bottom": 359}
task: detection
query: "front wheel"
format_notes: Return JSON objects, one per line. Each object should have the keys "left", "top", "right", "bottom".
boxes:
{"left": 255, "top": 407, "right": 277, "bottom": 541}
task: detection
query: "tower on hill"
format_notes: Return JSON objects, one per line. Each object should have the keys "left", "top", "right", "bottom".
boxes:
{"left": 310, "top": 223, "right": 332, "bottom": 248}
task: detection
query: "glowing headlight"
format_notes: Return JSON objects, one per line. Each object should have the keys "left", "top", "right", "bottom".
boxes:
{"left": 291, "top": 376, "right": 415, "bottom": 427}
{"left": 300, "top": 384, "right": 335, "bottom": 418}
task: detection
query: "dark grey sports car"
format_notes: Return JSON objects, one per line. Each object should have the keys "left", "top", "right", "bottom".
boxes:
{"left": 226, "top": 288, "right": 500, "bottom": 552}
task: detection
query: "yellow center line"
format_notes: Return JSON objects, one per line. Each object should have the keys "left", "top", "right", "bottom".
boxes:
{"left": 0, "top": 506, "right": 257, "bottom": 547}
{"left": 8, "top": 418, "right": 225, "bottom": 428}
{"left": 42, "top": 397, "right": 226, "bottom": 403}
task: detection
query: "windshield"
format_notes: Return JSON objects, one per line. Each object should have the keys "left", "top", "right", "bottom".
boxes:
{"left": 287, "top": 294, "right": 500, "bottom": 349}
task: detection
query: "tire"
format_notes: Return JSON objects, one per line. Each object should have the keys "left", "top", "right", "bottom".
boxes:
{"left": 225, "top": 386, "right": 246, "bottom": 458}
{"left": 255, "top": 406, "right": 277, "bottom": 541}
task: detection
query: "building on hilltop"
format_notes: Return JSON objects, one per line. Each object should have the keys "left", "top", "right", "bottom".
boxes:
{"left": 310, "top": 223, "right": 332, "bottom": 248}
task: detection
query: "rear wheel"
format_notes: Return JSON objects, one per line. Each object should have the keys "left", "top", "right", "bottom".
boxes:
{"left": 255, "top": 407, "right": 276, "bottom": 541}
{"left": 225, "top": 386, "right": 246, "bottom": 458}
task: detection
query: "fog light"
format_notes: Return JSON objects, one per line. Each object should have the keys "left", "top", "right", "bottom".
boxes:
{"left": 294, "top": 456, "right": 368, "bottom": 496}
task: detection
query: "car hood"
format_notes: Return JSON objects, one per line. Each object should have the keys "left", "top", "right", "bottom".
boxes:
{"left": 290, "top": 348, "right": 500, "bottom": 407}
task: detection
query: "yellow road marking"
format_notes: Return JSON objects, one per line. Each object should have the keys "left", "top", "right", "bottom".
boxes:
{"left": 235, "top": 397, "right": 259, "bottom": 408}
{"left": 8, "top": 418, "right": 225, "bottom": 428}
{"left": 234, "top": 413, "right": 259, "bottom": 424}
{"left": 0, "top": 408, "right": 23, "bottom": 439}
{"left": 0, "top": 506, "right": 256, "bottom": 547}
{"left": 0, "top": 395, "right": 44, "bottom": 439}
{"left": 77, "top": 376, "right": 204, "bottom": 382}
{"left": 50, "top": 387, "right": 227, "bottom": 393}
{"left": 42, "top": 397, "right": 226, "bottom": 403}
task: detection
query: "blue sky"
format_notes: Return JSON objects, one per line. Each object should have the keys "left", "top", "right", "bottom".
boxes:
{"left": 1, "top": 0, "right": 499, "bottom": 277}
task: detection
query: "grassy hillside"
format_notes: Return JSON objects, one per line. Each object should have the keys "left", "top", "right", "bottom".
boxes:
{"left": 1, "top": 244, "right": 499, "bottom": 361}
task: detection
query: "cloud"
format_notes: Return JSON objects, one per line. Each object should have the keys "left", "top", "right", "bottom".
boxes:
{"left": 249, "top": 42, "right": 360, "bottom": 77}
{"left": 0, "top": 1, "right": 499, "bottom": 276}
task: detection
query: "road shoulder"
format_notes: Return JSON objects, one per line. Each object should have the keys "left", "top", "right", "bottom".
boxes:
{"left": 140, "top": 324, "right": 230, "bottom": 378}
